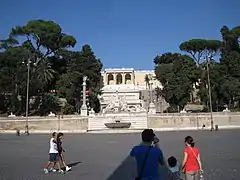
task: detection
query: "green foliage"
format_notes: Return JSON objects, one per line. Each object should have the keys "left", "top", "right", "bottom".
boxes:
{"left": 176, "top": 25, "right": 240, "bottom": 111}
{"left": 56, "top": 44, "right": 102, "bottom": 112}
{"left": 179, "top": 39, "right": 221, "bottom": 66}
{"left": 0, "top": 19, "right": 102, "bottom": 116}
{"left": 154, "top": 53, "right": 198, "bottom": 110}
{"left": 10, "top": 20, "right": 76, "bottom": 55}
{"left": 39, "top": 93, "right": 60, "bottom": 115}
{"left": 62, "top": 103, "right": 75, "bottom": 115}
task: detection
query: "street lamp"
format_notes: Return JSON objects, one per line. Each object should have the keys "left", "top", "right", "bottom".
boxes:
{"left": 206, "top": 55, "right": 214, "bottom": 131}
{"left": 22, "top": 55, "right": 33, "bottom": 135}
{"left": 25, "top": 56, "right": 30, "bottom": 135}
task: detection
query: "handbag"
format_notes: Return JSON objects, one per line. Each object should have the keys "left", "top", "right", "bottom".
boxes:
{"left": 135, "top": 145, "right": 152, "bottom": 180}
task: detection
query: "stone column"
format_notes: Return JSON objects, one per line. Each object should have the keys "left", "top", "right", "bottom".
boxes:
{"left": 113, "top": 73, "right": 117, "bottom": 84}
{"left": 122, "top": 73, "right": 125, "bottom": 84}
{"left": 105, "top": 72, "right": 108, "bottom": 85}
{"left": 148, "top": 80, "right": 156, "bottom": 114}
{"left": 81, "top": 76, "right": 88, "bottom": 116}
{"left": 132, "top": 71, "right": 135, "bottom": 85}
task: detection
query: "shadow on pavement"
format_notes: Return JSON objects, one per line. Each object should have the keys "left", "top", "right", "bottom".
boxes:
{"left": 67, "top": 161, "right": 82, "bottom": 167}
{"left": 106, "top": 155, "right": 170, "bottom": 180}
{"left": 61, "top": 161, "right": 82, "bottom": 171}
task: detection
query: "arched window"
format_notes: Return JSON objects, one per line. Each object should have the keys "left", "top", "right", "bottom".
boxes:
{"left": 116, "top": 73, "right": 123, "bottom": 84}
{"left": 107, "top": 74, "right": 114, "bottom": 85}
{"left": 125, "top": 73, "right": 131, "bottom": 84}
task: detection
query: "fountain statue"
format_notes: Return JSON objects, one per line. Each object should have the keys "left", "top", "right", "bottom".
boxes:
{"left": 48, "top": 111, "right": 56, "bottom": 117}
{"left": 8, "top": 112, "right": 16, "bottom": 118}
{"left": 103, "top": 90, "right": 146, "bottom": 114}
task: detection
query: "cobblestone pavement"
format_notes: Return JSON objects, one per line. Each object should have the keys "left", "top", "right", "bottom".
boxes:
{"left": 0, "top": 130, "right": 239, "bottom": 180}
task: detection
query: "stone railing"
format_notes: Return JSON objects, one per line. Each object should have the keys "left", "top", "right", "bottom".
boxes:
{"left": 0, "top": 112, "right": 240, "bottom": 132}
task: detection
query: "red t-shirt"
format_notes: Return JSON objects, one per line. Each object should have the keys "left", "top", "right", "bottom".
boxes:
{"left": 184, "top": 147, "right": 199, "bottom": 172}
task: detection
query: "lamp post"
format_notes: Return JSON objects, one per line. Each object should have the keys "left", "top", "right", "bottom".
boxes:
{"left": 25, "top": 56, "right": 30, "bottom": 135}
{"left": 206, "top": 55, "right": 214, "bottom": 131}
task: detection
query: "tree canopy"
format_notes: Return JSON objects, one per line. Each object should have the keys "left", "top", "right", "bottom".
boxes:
{"left": 0, "top": 19, "right": 102, "bottom": 115}
{"left": 155, "top": 25, "right": 240, "bottom": 112}
{"left": 179, "top": 39, "right": 221, "bottom": 66}
{"left": 154, "top": 53, "right": 198, "bottom": 111}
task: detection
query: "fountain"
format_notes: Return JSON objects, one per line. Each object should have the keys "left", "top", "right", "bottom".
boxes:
{"left": 88, "top": 90, "right": 148, "bottom": 131}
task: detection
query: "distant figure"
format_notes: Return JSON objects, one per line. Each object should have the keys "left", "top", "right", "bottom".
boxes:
{"left": 130, "top": 129, "right": 164, "bottom": 180}
{"left": 16, "top": 129, "right": 20, "bottom": 136}
{"left": 167, "top": 156, "right": 181, "bottom": 180}
{"left": 181, "top": 136, "right": 203, "bottom": 180}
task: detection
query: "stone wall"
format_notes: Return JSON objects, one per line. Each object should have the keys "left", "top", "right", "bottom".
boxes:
{"left": 0, "top": 116, "right": 88, "bottom": 133}
{"left": 148, "top": 113, "right": 240, "bottom": 129}
{"left": 0, "top": 113, "right": 240, "bottom": 132}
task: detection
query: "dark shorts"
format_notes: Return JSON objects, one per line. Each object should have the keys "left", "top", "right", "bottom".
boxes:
{"left": 49, "top": 153, "right": 59, "bottom": 162}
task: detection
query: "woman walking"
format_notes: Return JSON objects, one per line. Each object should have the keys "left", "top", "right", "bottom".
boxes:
{"left": 181, "top": 136, "right": 203, "bottom": 180}
{"left": 57, "top": 132, "right": 71, "bottom": 172}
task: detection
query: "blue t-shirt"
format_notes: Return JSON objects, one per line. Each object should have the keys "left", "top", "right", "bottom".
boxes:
{"left": 130, "top": 145, "right": 163, "bottom": 180}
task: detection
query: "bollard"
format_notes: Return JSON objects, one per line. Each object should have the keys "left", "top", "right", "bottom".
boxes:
{"left": 215, "top": 125, "right": 219, "bottom": 131}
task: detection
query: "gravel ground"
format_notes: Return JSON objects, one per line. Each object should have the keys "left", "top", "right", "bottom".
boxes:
{"left": 0, "top": 130, "right": 239, "bottom": 180}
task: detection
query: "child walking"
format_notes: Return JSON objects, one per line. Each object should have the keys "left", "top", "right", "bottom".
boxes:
{"left": 167, "top": 156, "right": 182, "bottom": 180}
{"left": 57, "top": 132, "right": 71, "bottom": 172}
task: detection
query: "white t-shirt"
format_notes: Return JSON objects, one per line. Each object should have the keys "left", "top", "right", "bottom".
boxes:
{"left": 49, "top": 137, "right": 58, "bottom": 153}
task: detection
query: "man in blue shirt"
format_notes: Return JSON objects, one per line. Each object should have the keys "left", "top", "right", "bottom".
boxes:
{"left": 130, "top": 129, "right": 164, "bottom": 180}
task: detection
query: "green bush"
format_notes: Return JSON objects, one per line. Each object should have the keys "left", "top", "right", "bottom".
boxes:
{"left": 62, "top": 103, "right": 74, "bottom": 115}
{"left": 39, "top": 93, "right": 60, "bottom": 116}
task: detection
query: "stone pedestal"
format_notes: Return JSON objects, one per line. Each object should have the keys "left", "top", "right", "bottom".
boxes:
{"left": 81, "top": 105, "right": 88, "bottom": 116}
{"left": 148, "top": 102, "right": 156, "bottom": 114}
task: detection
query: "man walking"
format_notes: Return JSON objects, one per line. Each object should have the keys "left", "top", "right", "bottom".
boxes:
{"left": 130, "top": 129, "right": 164, "bottom": 180}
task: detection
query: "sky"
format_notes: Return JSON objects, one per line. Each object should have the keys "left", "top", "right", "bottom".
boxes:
{"left": 0, "top": 0, "right": 239, "bottom": 70}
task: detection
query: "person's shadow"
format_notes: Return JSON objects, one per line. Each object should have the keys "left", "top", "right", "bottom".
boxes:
{"left": 106, "top": 149, "right": 170, "bottom": 180}
{"left": 61, "top": 161, "right": 82, "bottom": 171}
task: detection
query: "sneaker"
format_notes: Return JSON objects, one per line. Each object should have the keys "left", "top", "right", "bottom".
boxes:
{"left": 49, "top": 167, "right": 56, "bottom": 172}
{"left": 44, "top": 168, "right": 49, "bottom": 174}
{"left": 66, "top": 166, "right": 71, "bottom": 172}
{"left": 58, "top": 170, "right": 64, "bottom": 174}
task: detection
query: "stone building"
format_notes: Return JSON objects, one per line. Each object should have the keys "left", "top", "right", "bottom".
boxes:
{"left": 99, "top": 68, "right": 168, "bottom": 112}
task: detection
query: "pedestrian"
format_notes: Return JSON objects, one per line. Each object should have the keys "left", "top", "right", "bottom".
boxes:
{"left": 181, "top": 136, "right": 203, "bottom": 180}
{"left": 167, "top": 156, "right": 182, "bottom": 180}
{"left": 43, "top": 132, "right": 63, "bottom": 174}
{"left": 130, "top": 129, "right": 164, "bottom": 180}
{"left": 57, "top": 132, "right": 71, "bottom": 172}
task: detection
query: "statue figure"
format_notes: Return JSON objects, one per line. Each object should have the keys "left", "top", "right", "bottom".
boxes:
{"left": 8, "top": 112, "right": 16, "bottom": 118}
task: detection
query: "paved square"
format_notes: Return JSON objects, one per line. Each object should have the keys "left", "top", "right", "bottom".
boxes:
{"left": 0, "top": 130, "right": 239, "bottom": 180}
